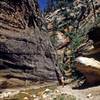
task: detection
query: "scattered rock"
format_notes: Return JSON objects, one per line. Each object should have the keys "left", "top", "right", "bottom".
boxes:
{"left": 55, "top": 31, "right": 70, "bottom": 49}
{"left": 0, "top": 90, "right": 20, "bottom": 99}
{"left": 87, "top": 93, "right": 93, "bottom": 99}
{"left": 44, "top": 88, "right": 51, "bottom": 93}
{"left": 32, "top": 94, "right": 36, "bottom": 98}
{"left": 24, "top": 97, "right": 29, "bottom": 100}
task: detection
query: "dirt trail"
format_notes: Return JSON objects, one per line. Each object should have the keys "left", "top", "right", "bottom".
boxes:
{"left": 57, "top": 85, "right": 100, "bottom": 100}
{"left": 0, "top": 83, "right": 100, "bottom": 100}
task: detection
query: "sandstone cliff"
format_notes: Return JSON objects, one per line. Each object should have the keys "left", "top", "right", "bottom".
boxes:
{"left": 0, "top": 0, "right": 62, "bottom": 88}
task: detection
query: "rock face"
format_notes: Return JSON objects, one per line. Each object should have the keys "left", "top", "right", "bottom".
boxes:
{"left": 0, "top": 0, "right": 62, "bottom": 88}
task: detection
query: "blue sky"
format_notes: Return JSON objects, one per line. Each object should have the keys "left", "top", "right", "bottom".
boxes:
{"left": 39, "top": 0, "right": 47, "bottom": 11}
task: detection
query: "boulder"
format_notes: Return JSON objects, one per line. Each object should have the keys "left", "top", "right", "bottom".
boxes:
{"left": 47, "top": 22, "right": 53, "bottom": 30}
{"left": 55, "top": 32, "right": 70, "bottom": 49}
{"left": 76, "top": 57, "right": 100, "bottom": 85}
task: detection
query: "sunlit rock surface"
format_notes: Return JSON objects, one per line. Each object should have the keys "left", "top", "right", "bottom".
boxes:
{"left": 76, "top": 56, "right": 100, "bottom": 85}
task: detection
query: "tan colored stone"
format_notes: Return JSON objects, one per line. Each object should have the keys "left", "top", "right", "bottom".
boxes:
{"left": 76, "top": 57, "right": 100, "bottom": 85}
{"left": 64, "top": 27, "right": 69, "bottom": 33}
{"left": 47, "top": 22, "right": 53, "bottom": 30}
{"left": 56, "top": 32, "right": 70, "bottom": 49}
